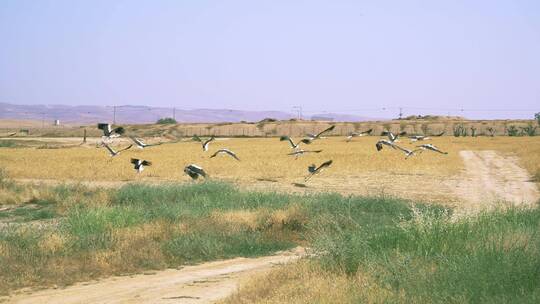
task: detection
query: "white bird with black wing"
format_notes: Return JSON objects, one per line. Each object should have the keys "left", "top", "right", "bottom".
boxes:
{"left": 97, "top": 123, "right": 125, "bottom": 139}
{"left": 287, "top": 149, "right": 322, "bottom": 159}
{"left": 381, "top": 130, "right": 406, "bottom": 142}
{"left": 130, "top": 137, "right": 162, "bottom": 149}
{"left": 280, "top": 136, "right": 312, "bottom": 150}
{"left": 306, "top": 125, "right": 335, "bottom": 140}
{"left": 305, "top": 160, "right": 333, "bottom": 181}
{"left": 346, "top": 129, "right": 372, "bottom": 142}
{"left": 375, "top": 139, "right": 398, "bottom": 151}
{"left": 408, "top": 135, "right": 431, "bottom": 142}
{"left": 417, "top": 144, "right": 448, "bottom": 154}
{"left": 130, "top": 158, "right": 151, "bottom": 173}
{"left": 202, "top": 136, "right": 215, "bottom": 151}
{"left": 184, "top": 164, "right": 208, "bottom": 180}
{"left": 210, "top": 148, "right": 240, "bottom": 161}
{"left": 394, "top": 144, "right": 423, "bottom": 159}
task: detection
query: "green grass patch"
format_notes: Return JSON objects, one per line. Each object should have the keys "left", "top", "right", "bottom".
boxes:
{"left": 312, "top": 206, "right": 540, "bottom": 303}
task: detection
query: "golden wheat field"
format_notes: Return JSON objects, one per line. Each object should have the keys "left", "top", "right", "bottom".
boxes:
{"left": 1, "top": 136, "right": 539, "bottom": 205}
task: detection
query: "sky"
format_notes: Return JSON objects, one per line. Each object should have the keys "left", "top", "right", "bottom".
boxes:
{"left": 0, "top": 0, "right": 539, "bottom": 119}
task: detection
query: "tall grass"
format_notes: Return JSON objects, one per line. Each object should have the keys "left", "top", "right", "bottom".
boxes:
{"left": 226, "top": 205, "right": 540, "bottom": 304}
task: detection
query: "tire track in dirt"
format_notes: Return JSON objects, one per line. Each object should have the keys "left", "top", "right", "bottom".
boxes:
{"left": 453, "top": 150, "right": 539, "bottom": 208}
{"left": 3, "top": 247, "right": 305, "bottom": 304}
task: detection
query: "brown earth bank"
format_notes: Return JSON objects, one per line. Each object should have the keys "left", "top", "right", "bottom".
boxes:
{"left": 1, "top": 118, "right": 537, "bottom": 138}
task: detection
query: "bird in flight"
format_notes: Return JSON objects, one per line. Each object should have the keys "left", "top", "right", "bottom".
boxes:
{"left": 394, "top": 145, "right": 423, "bottom": 159}
{"left": 102, "top": 143, "right": 132, "bottom": 157}
{"left": 346, "top": 129, "right": 372, "bottom": 142}
{"left": 381, "top": 130, "right": 406, "bottom": 142}
{"left": 408, "top": 135, "right": 431, "bottom": 142}
{"left": 210, "top": 148, "right": 240, "bottom": 161}
{"left": 287, "top": 149, "right": 323, "bottom": 159}
{"left": 306, "top": 160, "right": 333, "bottom": 181}
{"left": 375, "top": 139, "right": 398, "bottom": 151}
{"left": 202, "top": 136, "right": 215, "bottom": 151}
{"left": 280, "top": 136, "right": 312, "bottom": 150}
{"left": 417, "top": 144, "right": 448, "bottom": 154}
{"left": 306, "top": 125, "right": 335, "bottom": 140}
{"left": 130, "top": 158, "right": 151, "bottom": 173}
{"left": 184, "top": 164, "right": 208, "bottom": 179}
{"left": 97, "top": 123, "right": 125, "bottom": 139}
{"left": 130, "top": 137, "right": 162, "bottom": 149}
{"left": 432, "top": 131, "right": 445, "bottom": 137}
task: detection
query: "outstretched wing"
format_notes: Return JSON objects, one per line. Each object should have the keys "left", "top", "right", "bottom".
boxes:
{"left": 222, "top": 149, "right": 240, "bottom": 160}
{"left": 393, "top": 144, "right": 411, "bottom": 154}
{"left": 280, "top": 136, "right": 296, "bottom": 148}
{"left": 202, "top": 136, "right": 215, "bottom": 151}
{"left": 187, "top": 165, "right": 207, "bottom": 177}
{"left": 300, "top": 138, "right": 312, "bottom": 145}
{"left": 316, "top": 160, "right": 333, "bottom": 171}
{"left": 131, "top": 137, "right": 145, "bottom": 147}
{"left": 102, "top": 143, "right": 116, "bottom": 155}
{"left": 430, "top": 145, "right": 448, "bottom": 154}
{"left": 113, "top": 127, "right": 125, "bottom": 135}
{"left": 118, "top": 144, "right": 133, "bottom": 152}
{"left": 433, "top": 131, "right": 445, "bottom": 137}
{"left": 361, "top": 128, "right": 373, "bottom": 135}
{"left": 141, "top": 160, "right": 152, "bottom": 166}
{"left": 97, "top": 123, "right": 111, "bottom": 136}
{"left": 97, "top": 123, "right": 109, "bottom": 131}
{"left": 316, "top": 125, "right": 335, "bottom": 137}
{"left": 130, "top": 158, "right": 140, "bottom": 165}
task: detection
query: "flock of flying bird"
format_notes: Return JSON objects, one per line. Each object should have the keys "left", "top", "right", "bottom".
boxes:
{"left": 96, "top": 123, "right": 448, "bottom": 183}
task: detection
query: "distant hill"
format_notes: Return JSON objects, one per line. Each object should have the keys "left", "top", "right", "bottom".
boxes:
{"left": 0, "top": 103, "right": 376, "bottom": 124}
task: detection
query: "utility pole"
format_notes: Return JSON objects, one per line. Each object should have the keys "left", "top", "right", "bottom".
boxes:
{"left": 173, "top": 107, "right": 176, "bottom": 120}
{"left": 292, "top": 106, "right": 303, "bottom": 120}
{"left": 113, "top": 106, "right": 117, "bottom": 124}
{"left": 398, "top": 107, "right": 403, "bottom": 120}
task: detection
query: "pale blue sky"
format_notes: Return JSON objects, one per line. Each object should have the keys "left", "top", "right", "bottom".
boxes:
{"left": 1, "top": 0, "right": 539, "bottom": 118}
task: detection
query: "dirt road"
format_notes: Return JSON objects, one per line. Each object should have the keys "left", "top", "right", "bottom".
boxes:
{"left": 454, "top": 150, "right": 539, "bottom": 208}
{"left": 3, "top": 247, "right": 304, "bottom": 304}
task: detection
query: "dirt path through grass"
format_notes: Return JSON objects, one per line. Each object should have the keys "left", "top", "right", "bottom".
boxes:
{"left": 4, "top": 247, "right": 304, "bottom": 304}
{"left": 455, "top": 150, "right": 539, "bottom": 208}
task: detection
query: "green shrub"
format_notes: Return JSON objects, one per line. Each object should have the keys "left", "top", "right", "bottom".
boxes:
{"left": 506, "top": 125, "right": 520, "bottom": 136}
{"left": 520, "top": 123, "right": 537, "bottom": 136}
{"left": 156, "top": 117, "right": 177, "bottom": 124}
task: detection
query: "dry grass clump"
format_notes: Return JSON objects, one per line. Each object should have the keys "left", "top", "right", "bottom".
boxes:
{"left": 210, "top": 204, "right": 308, "bottom": 232}
{"left": 222, "top": 261, "right": 391, "bottom": 304}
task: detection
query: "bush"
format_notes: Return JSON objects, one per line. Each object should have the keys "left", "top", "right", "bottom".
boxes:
{"left": 520, "top": 123, "right": 537, "bottom": 136}
{"left": 453, "top": 124, "right": 467, "bottom": 137}
{"left": 156, "top": 117, "right": 177, "bottom": 124}
{"left": 506, "top": 125, "right": 520, "bottom": 136}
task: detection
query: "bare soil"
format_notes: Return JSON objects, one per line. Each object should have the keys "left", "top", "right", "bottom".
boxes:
{"left": 452, "top": 150, "right": 539, "bottom": 208}
{"left": 2, "top": 247, "right": 305, "bottom": 304}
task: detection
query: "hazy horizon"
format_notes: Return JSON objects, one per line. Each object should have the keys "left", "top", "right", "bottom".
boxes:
{"left": 1, "top": 0, "right": 539, "bottom": 119}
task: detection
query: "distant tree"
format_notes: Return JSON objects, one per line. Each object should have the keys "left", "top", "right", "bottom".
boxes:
{"left": 156, "top": 117, "right": 177, "bottom": 124}
{"left": 535, "top": 112, "right": 540, "bottom": 126}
